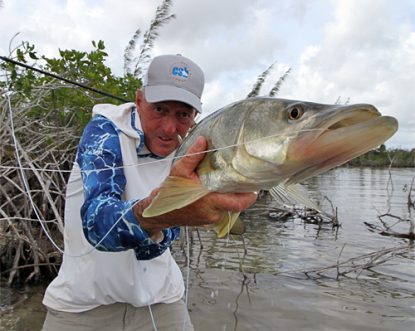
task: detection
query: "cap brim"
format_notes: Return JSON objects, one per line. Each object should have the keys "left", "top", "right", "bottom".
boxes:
{"left": 144, "top": 85, "right": 202, "bottom": 113}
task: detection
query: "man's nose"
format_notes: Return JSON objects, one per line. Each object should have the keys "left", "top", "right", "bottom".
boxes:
{"left": 161, "top": 114, "right": 177, "bottom": 135}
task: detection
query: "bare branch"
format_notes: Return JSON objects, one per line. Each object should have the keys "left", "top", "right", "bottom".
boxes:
{"left": 133, "top": 0, "right": 176, "bottom": 78}
{"left": 123, "top": 28, "right": 141, "bottom": 76}
{"left": 247, "top": 62, "right": 275, "bottom": 98}
{"left": 269, "top": 67, "right": 291, "bottom": 97}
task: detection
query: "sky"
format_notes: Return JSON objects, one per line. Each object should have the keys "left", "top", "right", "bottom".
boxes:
{"left": 1, "top": 0, "right": 414, "bottom": 149}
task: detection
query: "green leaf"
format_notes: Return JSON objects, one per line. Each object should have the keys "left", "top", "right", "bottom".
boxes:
{"left": 97, "top": 40, "right": 105, "bottom": 50}
{"left": 16, "top": 49, "right": 25, "bottom": 62}
{"left": 29, "top": 52, "right": 38, "bottom": 60}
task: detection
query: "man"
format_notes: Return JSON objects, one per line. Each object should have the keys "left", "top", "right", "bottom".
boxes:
{"left": 42, "top": 54, "right": 257, "bottom": 330}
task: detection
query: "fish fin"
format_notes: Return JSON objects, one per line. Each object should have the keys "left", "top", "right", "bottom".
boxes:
{"left": 196, "top": 139, "right": 216, "bottom": 176}
{"left": 143, "top": 176, "right": 210, "bottom": 217}
{"left": 212, "top": 211, "right": 241, "bottom": 238}
{"left": 269, "top": 183, "right": 322, "bottom": 212}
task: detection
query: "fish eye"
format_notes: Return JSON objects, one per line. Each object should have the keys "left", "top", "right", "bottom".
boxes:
{"left": 287, "top": 105, "right": 304, "bottom": 121}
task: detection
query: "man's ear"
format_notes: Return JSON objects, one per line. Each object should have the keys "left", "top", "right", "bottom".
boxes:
{"left": 136, "top": 90, "right": 143, "bottom": 111}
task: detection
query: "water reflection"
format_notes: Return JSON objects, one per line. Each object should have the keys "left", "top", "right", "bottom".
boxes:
{"left": 183, "top": 268, "right": 415, "bottom": 331}
{"left": 174, "top": 167, "right": 415, "bottom": 330}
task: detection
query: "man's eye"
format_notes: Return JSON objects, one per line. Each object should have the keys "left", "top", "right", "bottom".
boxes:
{"left": 179, "top": 112, "right": 191, "bottom": 119}
{"left": 154, "top": 106, "right": 164, "bottom": 113}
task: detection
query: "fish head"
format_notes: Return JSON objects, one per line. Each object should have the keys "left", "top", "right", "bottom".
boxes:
{"left": 241, "top": 97, "right": 398, "bottom": 184}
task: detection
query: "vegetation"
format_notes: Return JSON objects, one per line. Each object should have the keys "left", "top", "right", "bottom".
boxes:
{"left": 0, "top": 40, "right": 142, "bottom": 285}
{"left": 346, "top": 144, "right": 414, "bottom": 168}
{"left": 4, "top": 40, "right": 141, "bottom": 127}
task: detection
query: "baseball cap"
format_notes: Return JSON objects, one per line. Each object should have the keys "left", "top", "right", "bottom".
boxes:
{"left": 143, "top": 54, "right": 205, "bottom": 113}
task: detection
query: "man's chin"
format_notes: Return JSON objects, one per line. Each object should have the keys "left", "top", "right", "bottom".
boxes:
{"left": 150, "top": 140, "right": 177, "bottom": 157}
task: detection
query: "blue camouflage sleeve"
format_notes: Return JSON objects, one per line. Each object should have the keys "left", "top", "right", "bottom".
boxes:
{"left": 77, "top": 115, "right": 180, "bottom": 260}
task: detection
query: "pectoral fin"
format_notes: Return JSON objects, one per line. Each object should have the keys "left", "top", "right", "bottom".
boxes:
{"left": 143, "top": 176, "right": 210, "bottom": 217}
{"left": 212, "top": 211, "right": 241, "bottom": 238}
{"left": 270, "top": 183, "right": 319, "bottom": 210}
{"left": 269, "top": 183, "right": 334, "bottom": 218}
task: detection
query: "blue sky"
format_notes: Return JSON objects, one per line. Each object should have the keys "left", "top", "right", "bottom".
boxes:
{"left": 1, "top": 0, "right": 414, "bottom": 149}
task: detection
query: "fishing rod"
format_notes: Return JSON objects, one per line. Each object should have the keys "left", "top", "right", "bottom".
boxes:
{"left": 0, "top": 55, "right": 130, "bottom": 103}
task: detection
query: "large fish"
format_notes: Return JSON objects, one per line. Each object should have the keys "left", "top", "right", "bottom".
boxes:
{"left": 143, "top": 97, "right": 398, "bottom": 237}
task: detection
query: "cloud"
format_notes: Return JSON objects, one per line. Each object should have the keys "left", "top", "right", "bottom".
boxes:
{"left": 0, "top": 0, "right": 413, "bottom": 148}
{"left": 279, "top": 0, "right": 415, "bottom": 149}
{"left": 154, "top": 0, "right": 286, "bottom": 76}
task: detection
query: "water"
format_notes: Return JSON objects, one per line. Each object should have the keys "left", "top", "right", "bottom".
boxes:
{"left": 1, "top": 167, "right": 414, "bottom": 330}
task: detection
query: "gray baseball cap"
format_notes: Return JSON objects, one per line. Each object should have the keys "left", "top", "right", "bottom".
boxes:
{"left": 143, "top": 54, "right": 205, "bottom": 113}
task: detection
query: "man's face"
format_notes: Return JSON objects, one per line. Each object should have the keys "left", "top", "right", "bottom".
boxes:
{"left": 136, "top": 91, "right": 196, "bottom": 157}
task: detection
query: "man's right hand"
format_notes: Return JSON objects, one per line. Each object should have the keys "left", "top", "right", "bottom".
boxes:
{"left": 133, "top": 136, "right": 257, "bottom": 238}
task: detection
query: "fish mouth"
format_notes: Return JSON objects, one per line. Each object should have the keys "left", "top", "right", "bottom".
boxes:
{"left": 321, "top": 104, "right": 382, "bottom": 131}
{"left": 286, "top": 104, "right": 399, "bottom": 184}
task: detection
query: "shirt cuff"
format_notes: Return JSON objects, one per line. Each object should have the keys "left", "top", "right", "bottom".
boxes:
{"left": 122, "top": 201, "right": 176, "bottom": 260}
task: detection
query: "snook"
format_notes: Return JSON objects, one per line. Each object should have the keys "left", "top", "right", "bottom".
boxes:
{"left": 143, "top": 97, "right": 398, "bottom": 237}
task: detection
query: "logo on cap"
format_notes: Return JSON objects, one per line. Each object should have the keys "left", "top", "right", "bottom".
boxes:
{"left": 170, "top": 62, "right": 191, "bottom": 82}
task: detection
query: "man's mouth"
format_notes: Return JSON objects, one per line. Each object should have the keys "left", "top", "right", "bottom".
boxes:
{"left": 158, "top": 136, "right": 174, "bottom": 142}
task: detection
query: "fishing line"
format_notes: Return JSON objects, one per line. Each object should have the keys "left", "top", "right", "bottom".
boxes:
{"left": 0, "top": 217, "right": 59, "bottom": 223}
{"left": 3, "top": 79, "right": 253, "bottom": 257}
{"left": 147, "top": 304, "right": 158, "bottom": 331}
{"left": 218, "top": 215, "right": 233, "bottom": 271}
{"left": 4, "top": 93, "right": 411, "bottom": 331}
{"left": 3, "top": 71, "right": 65, "bottom": 254}
{"left": 0, "top": 55, "right": 130, "bottom": 103}
{"left": 3, "top": 89, "right": 410, "bottom": 257}
{"left": 4, "top": 48, "right": 410, "bottom": 330}
{"left": 4, "top": 78, "right": 189, "bottom": 328}
{"left": 182, "top": 226, "right": 191, "bottom": 331}
{"left": 2, "top": 51, "right": 411, "bottom": 179}
{"left": 3, "top": 70, "right": 410, "bottom": 258}
{"left": 1, "top": 162, "right": 412, "bottom": 184}
{"left": 4, "top": 88, "right": 280, "bottom": 259}
{"left": 4, "top": 107, "right": 412, "bottom": 176}
{"left": 0, "top": 127, "right": 328, "bottom": 175}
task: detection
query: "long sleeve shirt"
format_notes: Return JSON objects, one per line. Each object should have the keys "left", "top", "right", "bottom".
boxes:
{"left": 77, "top": 114, "right": 180, "bottom": 260}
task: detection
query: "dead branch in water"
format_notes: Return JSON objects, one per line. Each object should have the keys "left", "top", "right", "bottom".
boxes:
{"left": 364, "top": 175, "right": 415, "bottom": 242}
{"left": 273, "top": 244, "right": 411, "bottom": 280}
{"left": 268, "top": 200, "right": 339, "bottom": 229}
{"left": 304, "top": 244, "right": 411, "bottom": 279}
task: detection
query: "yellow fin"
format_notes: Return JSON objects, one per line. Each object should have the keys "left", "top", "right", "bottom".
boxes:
{"left": 143, "top": 176, "right": 210, "bottom": 217}
{"left": 212, "top": 211, "right": 241, "bottom": 238}
{"left": 196, "top": 139, "right": 215, "bottom": 176}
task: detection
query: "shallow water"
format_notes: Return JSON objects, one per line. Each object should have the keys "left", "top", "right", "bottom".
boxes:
{"left": 1, "top": 167, "right": 414, "bottom": 330}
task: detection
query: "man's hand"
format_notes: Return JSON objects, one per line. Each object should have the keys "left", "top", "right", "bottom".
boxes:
{"left": 133, "top": 136, "right": 257, "bottom": 238}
